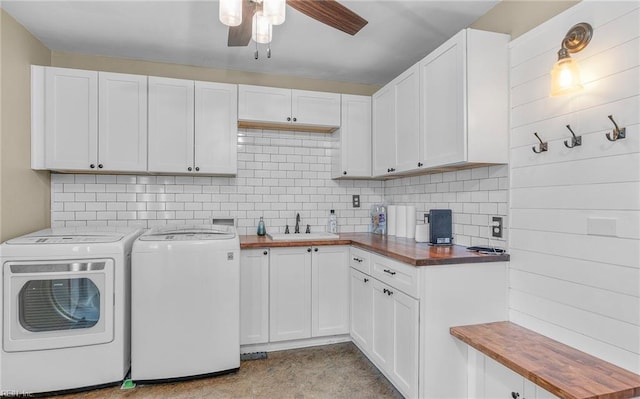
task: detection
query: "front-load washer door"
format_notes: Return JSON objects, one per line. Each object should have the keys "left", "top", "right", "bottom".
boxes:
{"left": 3, "top": 259, "right": 115, "bottom": 352}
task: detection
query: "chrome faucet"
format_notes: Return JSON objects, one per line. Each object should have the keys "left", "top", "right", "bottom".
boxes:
{"left": 295, "top": 213, "right": 301, "bottom": 234}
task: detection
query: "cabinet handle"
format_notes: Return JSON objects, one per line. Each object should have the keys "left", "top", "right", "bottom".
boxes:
{"left": 383, "top": 288, "right": 393, "bottom": 296}
{"left": 307, "top": 248, "right": 312, "bottom": 252}
{"left": 187, "top": 167, "right": 192, "bottom": 171}
{"left": 263, "top": 251, "right": 268, "bottom": 255}
{"left": 90, "top": 164, "right": 96, "bottom": 169}
{"left": 314, "top": 248, "right": 318, "bottom": 252}
{"left": 418, "top": 162, "right": 423, "bottom": 167}
{"left": 343, "top": 171, "right": 347, "bottom": 175}
{"left": 293, "top": 117, "right": 297, "bottom": 122}
{"left": 98, "top": 164, "right": 103, "bottom": 169}
{"left": 511, "top": 393, "right": 520, "bottom": 399}
{"left": 383, "top": 269, "right": 397, "bottom": 276}
{"left": 287, "top": 117, "right": 291, "bottom": 122}
{"left": 364, "top": 278, "right": 369, "bottom": 283}
{"left": 195, "top": 166, "right": 200, "bottom": 172}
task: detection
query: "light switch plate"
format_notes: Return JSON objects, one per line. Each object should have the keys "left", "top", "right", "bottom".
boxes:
{"left": 352, "top": 195, "right": 360, "bottom": 208}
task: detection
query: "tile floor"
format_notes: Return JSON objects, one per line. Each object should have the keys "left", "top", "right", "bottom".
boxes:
{"left": 47, "top": 343, "right": 403, "bottom": 398}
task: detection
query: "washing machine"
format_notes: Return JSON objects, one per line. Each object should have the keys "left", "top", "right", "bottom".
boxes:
{"left": 0, "top": 226, "right": 143, "bottom": 395}
{"left": 131, "top": 224, "right": 240, "bottom": 381}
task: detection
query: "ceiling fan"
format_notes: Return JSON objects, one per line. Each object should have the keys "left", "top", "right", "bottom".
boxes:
{"left": 222, "top": 0, "right": 368, "bottom": 47}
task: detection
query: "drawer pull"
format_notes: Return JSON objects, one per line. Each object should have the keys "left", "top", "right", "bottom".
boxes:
{"left": 383, "top": 269, "right": 396, "bottom": 276}
{"left": 352, "top": 257, "right": 363, "bottom": 263}
{"left": 383, "top": 288, "right": 393, "bottom": 296}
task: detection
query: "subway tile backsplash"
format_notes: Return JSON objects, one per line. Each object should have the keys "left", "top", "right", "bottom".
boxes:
{"left": 51, "top": 129, "right": 507, "bottom": 246}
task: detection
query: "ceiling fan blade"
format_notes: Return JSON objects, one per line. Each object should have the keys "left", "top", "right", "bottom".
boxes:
{"left": 228, "top": 0, "right": 256, "bottom": 47}
{"left": 287, "top": 0, "right": 368, "bottom": 36}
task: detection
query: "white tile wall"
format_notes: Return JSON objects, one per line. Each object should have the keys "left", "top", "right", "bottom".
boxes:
{"left": 51, "top": 130, "right": 508, "bottom": 245}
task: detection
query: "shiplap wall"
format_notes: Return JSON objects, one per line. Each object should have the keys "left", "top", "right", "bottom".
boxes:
{"left": 509, "top": 1, "right": 640, "bottom": 373}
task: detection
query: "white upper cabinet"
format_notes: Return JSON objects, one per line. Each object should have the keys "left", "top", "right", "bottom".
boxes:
{"left": 238, "top": 84, "right": 341, "bottom": 132}
{"left": 372, "top": 84, "right": 396, "bottom": 176}
{"left": 194, "top": 81, "right": 238, "bottom": 175}
{"left": 372, "top": 65, "right": 420, "bottom": 177}
{"left": 148, "top": 77, "right": 237, "bottom": 175}
{"left": 32, "top": 66, "right": 147, "bottom": 172}
{"left": 419, "top": 29, "right": 509, "bottom": 168}
{"left": 148, "top": 76, "right": 195, "bottom": 174}
{"left": 98, "top": 72, "right": 148, "bottom": 172}
{"left": 332, "top": 94, "right": 372, "bottom": 178}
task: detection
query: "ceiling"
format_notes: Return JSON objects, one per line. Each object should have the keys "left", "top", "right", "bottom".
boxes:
{"left": 2, "top": 1, "right": 501, "bottom": 86}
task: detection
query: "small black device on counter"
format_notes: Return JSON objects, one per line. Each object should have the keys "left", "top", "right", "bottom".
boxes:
{"left": 427, "top": 209, "right": 453, "bottom": 245}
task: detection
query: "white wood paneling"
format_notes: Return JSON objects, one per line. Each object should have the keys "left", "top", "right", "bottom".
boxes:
{"left": 508, "top": 1, "right": 640, "bottom": 374}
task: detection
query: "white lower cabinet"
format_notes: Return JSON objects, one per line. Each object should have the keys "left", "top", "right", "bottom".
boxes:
{"left": 312, "top": 246, "right": 350, "bottom": 337}
{"left": 239, "top": 249, "right": 270, "bottom": 345}
{"left": 469, "top": 349, "right": 561, "bottom": 399}
{"left": 350, "top": 268, "right": 373, "bottom": 352}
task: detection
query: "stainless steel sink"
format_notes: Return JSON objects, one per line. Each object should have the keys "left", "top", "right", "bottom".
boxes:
{"left": 267, "top": 232, "right": 339, "bottom": 241}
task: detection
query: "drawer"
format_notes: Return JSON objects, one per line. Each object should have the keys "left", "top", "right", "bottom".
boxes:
{"left": 350, "top": 247, "right": 371, "bottom": 275}
{"left": 371, "top": 253, "right": 419, "bottom": 298}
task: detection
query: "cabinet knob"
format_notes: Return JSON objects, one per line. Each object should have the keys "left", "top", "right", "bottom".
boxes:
{"left": 511, "top": 393, "right": 520, "bottom": 399}
{"left": 263, "top": 251, "right": 268, "bottom": 255}
{"left": 418, "top": 162, "right": 423, "bottom": 167}
{"left": 391, "top": 168, "right": 395, "bottom": 172}
{"left": 364, "top": 278, "right": 369, "bottom": 283}
{"left": 293, "top": 117, "right": 297, "bottom": 122}
{"left": 314, "top": 248, "right": 318, "bottom": 252}
{"left": 195, "top": 166, "right": 200, "bottom": 172}
{"left": 343, "top": 171, "right": 347, "bottom": 175}
{"left": 387, "top": 168, "right": 391, "bottom": 173}
{"left": 307, "top": 248, "right": 312, "bottom": 252}
{"left": 287, "top": 117, "right": 291, "bottom": 122}
{"left": 98, "top": 164, "right": 103, "bottom": 169}
{"left": 187, "top": 167, "right": 192, "bottom": 171}
{"left": 90, "top": 164, "right": 96, "bottom": 169}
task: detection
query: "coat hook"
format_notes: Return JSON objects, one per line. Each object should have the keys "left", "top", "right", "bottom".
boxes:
{"left": 532, "top": 132, "right": 548, "bottom": 153}
{"left": 606, "top": 115, "right": 626, "bottom": 141}
{"left": 564, "top": 124, "right": 582, "bottom": 148}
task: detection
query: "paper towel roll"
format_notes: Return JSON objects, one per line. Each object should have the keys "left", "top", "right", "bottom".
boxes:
{"left": 406, "top": 206, "right": 416, "bottom": 239}
{"left": 387, "top": 205, "right": 397, "bottom": 236}
{"left": 396, "top": 205, "right": 407, "bottom": 238}
{"left": 415, "top": 223, "right": 429, "bottom": 242}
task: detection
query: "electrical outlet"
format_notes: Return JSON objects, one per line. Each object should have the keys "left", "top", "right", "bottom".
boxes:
{"left": 492, "top": 216, "right": 503, "bottom": 238}
{"left": 352, "top": 195, "right": 360, "bottom": 208}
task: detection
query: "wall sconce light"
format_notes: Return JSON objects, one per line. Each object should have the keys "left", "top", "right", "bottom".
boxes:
{"left": 550, "top": 22, "right": 593, "bottom": 97}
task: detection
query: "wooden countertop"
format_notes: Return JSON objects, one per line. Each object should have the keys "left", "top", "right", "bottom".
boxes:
{"left": 240, "top": 232, "right": 509, "bottom": 266}
{"left": 450, "top": 321, "right": 640, "bottom": 399}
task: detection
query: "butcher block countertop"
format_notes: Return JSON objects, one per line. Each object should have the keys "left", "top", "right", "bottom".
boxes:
{"left": 240, "top": 232, "right": 509, "bottom": 266}
{"left": 450, "top": 321, "right": 640, "bottom": 399}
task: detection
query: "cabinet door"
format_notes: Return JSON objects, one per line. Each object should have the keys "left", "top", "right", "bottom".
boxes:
{"left": 420, "top": 30, "right": 465, "bottom": 167}
{"left": 238, "top": 84, "right": 291, "bottom": 124}
{"left": 269, "top": 247, "right": 312, "bottom": 342}
{"left": 390, "top": 287, "right": 419, "bottom": 399}
{"left": 292, "top": 90, "right": 341, "bottom": 127}
{"left": 194, "top": 81, "right": 237, "bottom": 174}
{"left": 485, "top": 355, "right": 525, "bottom": 399}
{"left": 371, "top": 279, "right": 394, "bottom": 370}
{"left": 240, "top": 249, "right": 270, "bottom": 345}
{"left": 44, "top": 67, "right": 98, "bottom": 170}
{"left": 372, "top": 85, "right": 396, "bottom": 176}
{"left": 98, "top": 72, "right": 147, "bottom": 172}
{"left": 311, "top": 246, "right": 349, "bottom": 337}
{"left": 350, "top": 268, "right": 373, "bottom": 352}
{"left": 337, "top": 94, "right": 371, "bottom": 178}
{"left": 394, "top": 65, "right": 421, "bottom": 173}
{"left": 148, "top": 77, "right": 194, "bottom": 173}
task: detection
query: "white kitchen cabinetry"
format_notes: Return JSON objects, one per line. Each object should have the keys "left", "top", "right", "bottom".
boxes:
{"left": 350, "top": 268, "right": 373, "bottom": 352}
{"left": 311, "top": 246, "right": 349, "bottom": 337}
{"left": 419, "top": 28, "right": 509, "bottom": 168}
{"left": 332, "top": 94, "right": 372, "bottom": 179}
{"left": 268, "top": 246, "right": 349, "bottom": 343}
{"left": 148, "top": 77, "right": 237, "bottom": 174}
{"left": 372, "top": 65, "right": 420, "bottom": 176}
{"left": 269, "top": 247, "right": 313, "bottom": 342}
{"left": 238, "top": 85, "right": 341, "bottom": 132}
{"left": 31, "top": 66, "right": 147, "bottom": 172}
{"left": 469, "top": 349, "right": 561, "bottom": 399}
{"left": 240, "top": 249, "right": 270, "bottom": 345}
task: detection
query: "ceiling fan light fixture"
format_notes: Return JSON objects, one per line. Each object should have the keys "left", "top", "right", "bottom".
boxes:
{"left": 219, "top": 0, "right": 243, "bottom": 27}
{"left": 262, "top": 0, "right": 286, "bottom": 25}
{"left": 252, "top": 11, "right": 272, "bottom": 44}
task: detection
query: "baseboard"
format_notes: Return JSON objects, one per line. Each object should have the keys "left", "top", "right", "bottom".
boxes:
{"left": 240, "top": 335, "right": 351, "bottom": 354}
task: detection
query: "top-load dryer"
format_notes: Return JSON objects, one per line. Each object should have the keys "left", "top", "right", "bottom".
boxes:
{"left": 131, "top": 224, "right": 240, "bottom": 381}
{"left": 0, "top": 226, "right": 142, "bottom": 395}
